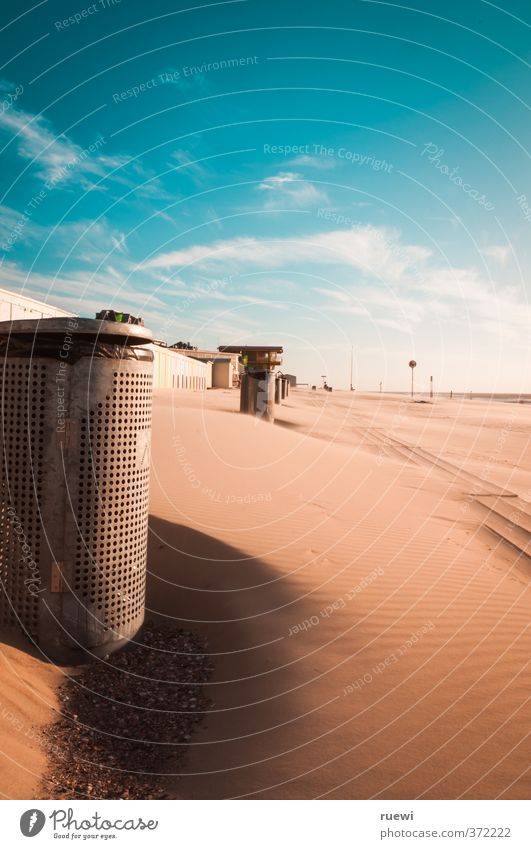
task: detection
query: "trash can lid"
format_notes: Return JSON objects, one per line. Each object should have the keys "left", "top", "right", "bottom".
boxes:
{"left": 0, "top": 316, "right": 153, "bottom": 344}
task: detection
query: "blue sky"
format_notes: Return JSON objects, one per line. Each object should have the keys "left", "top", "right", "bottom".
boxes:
{"left": 1, "top": 0, "right": 530, "bottom": 390}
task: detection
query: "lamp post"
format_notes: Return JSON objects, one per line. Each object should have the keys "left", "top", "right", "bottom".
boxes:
{"left": 409, "top": 360, "right": 417, "bottom": 398}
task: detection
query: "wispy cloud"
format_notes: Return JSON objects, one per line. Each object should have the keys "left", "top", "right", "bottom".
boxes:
{"left": 139, "top": 225, "right": 531, "bottom": 336}
{"left": 0, "top": 103, "right": 125, "bottom": 187}
{"left": 286, "top": 154, "right": 336, "bottom": 170}
{"left": 257, "top": 171, "right": 329, "bottom": 207}
{"left": 482, "top": 245, "right": 511, "bottom": 266}
{"left": 0, "top": 100, "right": 169, "bottom": 201}
{"left": 0, "top": 260, "right": 169, "bottom": 325}
{"left": 140, "top": 225, "right": 429, "bottom": 282}
{"left": 171, "top": 148, "right": 211, "bottom": 185}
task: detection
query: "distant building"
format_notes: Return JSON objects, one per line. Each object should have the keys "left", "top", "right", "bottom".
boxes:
{"left": 181, "top": 349, "right": 242, "bottom": 388}
{"left": 283, "top": 374, "right": 297, "bottom": 387}
{"left": 152, "top": 340, "right": 212, "bottom": 390}
{"left": 0, "top": 286, "right": 72, "bottom": 321}
{"left": 0, "top": 287, "right": 211, "bottom": 391}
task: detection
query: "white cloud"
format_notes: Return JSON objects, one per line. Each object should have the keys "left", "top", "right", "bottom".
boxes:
{"left": 171, "top": 149, "right": 210, "bottom": 184}
{"left": 257, "top": 171, "right": 329, "bottom": 207}
{"left": 313, "top": 287, "right": 351, "bottom": 303}
{"left": 0, "top": 261, "right": 167, "bottom": 324}
{"left": 111, "top": 232, "right": 128, "bottom": 254}
{"left": 141, "top": 226, "right": 429, "bottom": 283}
{"left": 139, "top": 225, "right": 531, "bottom": 336}
{"left": 286, "top": 154, "right": 336, "bottom": 170}
{"left": 258, "top": 172, "right": 302, "bottom": 190}
{"left": 0, "top": 104, "right": 127, "bottom": 187}
{"left": 0, "top": 102, "right": 169, "bottom": 200}
{"left": 482, "top": 245, "right": 511, "bottom": 266}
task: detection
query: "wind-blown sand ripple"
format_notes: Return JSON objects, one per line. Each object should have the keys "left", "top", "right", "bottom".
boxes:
{"left": 147, "top": 389, "right": 530, "bottom": 800}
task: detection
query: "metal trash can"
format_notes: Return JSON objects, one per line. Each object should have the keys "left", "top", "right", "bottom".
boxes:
{"left": 240, "top": 371, "right": 275, "bottom": 422}
{"left": 0, "top": 317, "right": 153, "bottom": 662}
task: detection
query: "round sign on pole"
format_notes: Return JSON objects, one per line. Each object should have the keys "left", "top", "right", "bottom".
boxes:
{"left": 409, "top": 360, "right": 417, "bottom": 397}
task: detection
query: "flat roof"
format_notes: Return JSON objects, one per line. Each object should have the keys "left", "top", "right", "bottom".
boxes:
{"left": 218, "top": 345, "right": 283, "bottom": 353}
{"left": 186, "top": 349, "right": 240, "bottom": 358}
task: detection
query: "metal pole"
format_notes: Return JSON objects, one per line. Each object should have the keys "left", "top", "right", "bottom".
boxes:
{"left": 408, "top": 360, "right": 416, "bottom": 399}
{"left": 430, "top": 375, "right": 433, "bottom": 399}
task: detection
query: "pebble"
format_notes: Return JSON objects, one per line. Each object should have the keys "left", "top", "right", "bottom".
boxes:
{"left": 41, "top": 623, "right": 212, "bottom": 800}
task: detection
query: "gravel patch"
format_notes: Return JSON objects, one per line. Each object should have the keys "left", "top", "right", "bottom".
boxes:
{"left": 41, "top": 623, "right": 212, "bottom": 799}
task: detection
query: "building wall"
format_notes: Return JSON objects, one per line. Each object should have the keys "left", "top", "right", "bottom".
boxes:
{"left": 0, "top": 286, "right": 211, "bottom": 391}
{"left": 0, "top": 287, "right": 72, "bottom": 321}
{"left": 151, "top": 345, "right": 212, "bottom": 390}
{"left": 211, "top": 360, "right": 233, "bottom": 389}
{"left": 181, "top": 350, "right": 240, "bottom": 388}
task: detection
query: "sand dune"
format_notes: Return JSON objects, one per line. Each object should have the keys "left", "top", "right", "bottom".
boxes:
{"left": 0, "top": 631, "right": 61, "bottom": 799}
{"left": 0, "top": 388, "right": 528, "bottom": 799}
{"left": 146, "top": 389, "right": 530, "bottom": 799}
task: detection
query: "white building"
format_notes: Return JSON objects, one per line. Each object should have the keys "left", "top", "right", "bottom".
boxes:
{"left": 178, "top": 348, "right": 241, "bottom": 388}
{"left": 0, "top": 287, "right": 211, "bottom": 391}
{"left": 151, "top": 343, "right": 212, "bottom": 390}
{"left": 0, "top": 286, "right": 72, "bottom": 321}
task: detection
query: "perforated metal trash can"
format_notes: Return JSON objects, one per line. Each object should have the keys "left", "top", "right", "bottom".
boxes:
{"left": 0, "top": 317, "right": 153, "bottom": 662}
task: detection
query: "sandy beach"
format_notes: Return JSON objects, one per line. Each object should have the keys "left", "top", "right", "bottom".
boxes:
{"left": 0, "top": 388, "right": 529, "bottom": 800}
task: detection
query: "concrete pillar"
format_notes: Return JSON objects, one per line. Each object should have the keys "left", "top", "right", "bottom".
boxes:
{"left": 281, "top": 378, "right": 287, "bottom": 400}
{"left": 275, "top": 376, "right": 281, "bottom": 404}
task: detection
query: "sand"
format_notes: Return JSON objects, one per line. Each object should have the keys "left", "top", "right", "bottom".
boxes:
{"left": 147, "top": 389, "right": 530, "bottom": 799}
{"left": 0, "top": 630, "right": 62, "bottom": 799}
{"left": 0, "top": 388, "right": 528, "bottom": 799}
